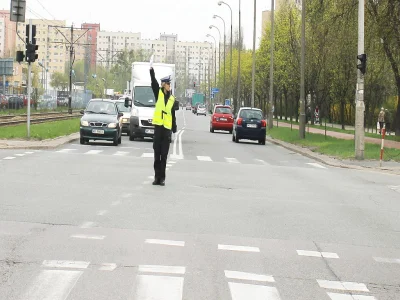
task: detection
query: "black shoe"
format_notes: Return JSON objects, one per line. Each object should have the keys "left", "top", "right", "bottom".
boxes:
{"left": 159, "top": 179, "right": 165, "bottom": 186}
{"left": 152, "top": 178, "right": 160, "bottom": 185}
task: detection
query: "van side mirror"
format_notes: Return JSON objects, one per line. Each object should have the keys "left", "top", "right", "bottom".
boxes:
{"left": 118, "top": 112, "right": 123, "bottom": 118}
{"left": 124, "top": 97, "right": 132, "bottom": 108}
{"left": 80, "top": 110, "right": 84, "bottom": 115}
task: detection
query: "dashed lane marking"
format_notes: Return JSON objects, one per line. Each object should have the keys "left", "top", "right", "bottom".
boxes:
{"left": 297, "top": 250, "right": 339, "bottom": 258}
{"left": 218, "top": 244, "right": 260, "bottom": 253}
{"left": 197, "top": 156, "right": 212, "bottom": 162}
{"left": 42, "top": 260, "right": 90, "bottom": 269}
{"left": 145, "top": 239, "right": 185, "bottom": 247}
{"left": 70, "top": 234, "right": 106, "bottom": 240}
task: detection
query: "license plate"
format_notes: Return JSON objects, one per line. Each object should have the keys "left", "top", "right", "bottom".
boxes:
{"left": 145, "top": 129, "right": 154, "bottom": 134}
{"left": 92, "top": 129, "right": 104, "bottom": 134}
{"left": 220, "top": 118, "right": 227, "bottom": 121}
{"left": 247, "top": 124, "right": 257, "bottom": 128}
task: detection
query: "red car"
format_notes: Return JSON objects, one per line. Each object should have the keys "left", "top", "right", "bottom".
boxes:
{"left": 210, "top": 105, "right": 234, "bottom": 133}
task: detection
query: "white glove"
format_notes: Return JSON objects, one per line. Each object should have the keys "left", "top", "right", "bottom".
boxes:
{"left": 150, "top": 55, "right": 154, "bottom": 68}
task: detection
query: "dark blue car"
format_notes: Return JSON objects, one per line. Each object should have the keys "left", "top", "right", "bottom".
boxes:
{"left": 232, "top": 107, "right": 266, "bottom": 145}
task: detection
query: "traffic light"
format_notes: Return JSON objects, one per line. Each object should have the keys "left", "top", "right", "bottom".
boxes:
{"left": 193, "top": 82, "right": 196, "bottom": 87}
{"left": 26, "top": 43, "right": 38, "bottom": 63}
{"left": 357, "top": 53, "right": 367, "bottom": 75}
{"left": 16, "top": 50, "right": 25, "bottom": 63}
{"left": 25, "top": 24, "right": 36, "bottom": 45}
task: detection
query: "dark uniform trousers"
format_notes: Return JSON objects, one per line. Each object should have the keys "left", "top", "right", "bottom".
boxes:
{"left": 153, "top": 125, "right": 171, "bottom": 180}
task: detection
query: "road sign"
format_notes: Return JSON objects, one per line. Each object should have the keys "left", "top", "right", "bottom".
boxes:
{"left": 211, "top": 87, "right": 219, "bottom": 93}
{"left": 224, "top": 99, "right": 230, "bottom": 106}
{"left": 0, "top": 58, "right": 14, "bottom": 76}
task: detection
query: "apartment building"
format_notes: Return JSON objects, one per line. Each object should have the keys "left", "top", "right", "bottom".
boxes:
{"left": 0, "top": 10, "right": 16, "bottom": 58}
{"left": 81, "top": 23, "right": 100, "bottom": 68}
{"left": 0, "top": 17, "right": 5, "bottom": 57}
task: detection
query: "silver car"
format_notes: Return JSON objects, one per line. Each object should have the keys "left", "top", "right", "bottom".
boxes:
{"left": 197, "top": 105, "right": 207, "bottom": 116}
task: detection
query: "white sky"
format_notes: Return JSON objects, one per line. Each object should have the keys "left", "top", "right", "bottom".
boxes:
{"left": 1, "top": 0, "right": 273, "bottom": 49}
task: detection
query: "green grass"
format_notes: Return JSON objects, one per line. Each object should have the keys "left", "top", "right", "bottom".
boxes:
{"left": 268, "top": 127, "right": 400, "bottom": 162}
{"left": 275, "top": 119, "right": 400, "bottom": 142}
{"left": 0, "top": 118, "right": 80, "bottom": 140}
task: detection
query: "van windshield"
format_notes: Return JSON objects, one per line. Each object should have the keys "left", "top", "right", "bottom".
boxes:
{"left": 134, "top": 86, "right": 156, "bottom": 107}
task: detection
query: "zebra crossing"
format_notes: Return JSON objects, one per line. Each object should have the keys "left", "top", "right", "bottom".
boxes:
{"left": 15, "top": 238, "right": 395, "bottom": 300}
{"left": 47, "top": 147, "right": 328, "bottom": 169}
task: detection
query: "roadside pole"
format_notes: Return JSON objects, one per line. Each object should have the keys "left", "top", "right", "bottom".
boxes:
{"left": 27, "top": 19, "right": 32, "bottom": 138}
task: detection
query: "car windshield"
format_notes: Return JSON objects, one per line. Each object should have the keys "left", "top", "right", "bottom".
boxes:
{"left": 239, "top": 109, "right": 263, "bottom": 120}
{"left": 134, "top": 86, "right": 156, "bottom": 107}
{"left": 86, "top": 101, "right": 117, "bottom": 114}
{"left": 198, "top": 105, "right": 205, "bottom": 108}
{"left": 215, "top": 107, "right": 232, "bottom": 114}
{"left": 116, "top": 102, "right": 130, "bottom": 112}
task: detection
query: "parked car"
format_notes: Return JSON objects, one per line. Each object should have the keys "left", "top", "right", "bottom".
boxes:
{"left": 186, "top": 103, "right": 191, "bottom": 110}
{"left": 7, "top": 96, "right": 24, "bottom": 109}
{"left": 232, "top": 107, "right": 266, "bottom": 145}
{"left": 210, "top": 105, "right": 234, "bottom": 133}
{"left": 79, "top": 99, "right": 123, "bottom": 146}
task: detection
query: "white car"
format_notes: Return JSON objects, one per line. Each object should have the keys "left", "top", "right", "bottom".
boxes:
{"left": 197, "top": 105, "right": 207, "bottom": 116}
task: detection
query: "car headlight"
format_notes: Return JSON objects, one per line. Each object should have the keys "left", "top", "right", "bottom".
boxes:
{"left": 108, "top": 123, "right": 117, "bottom": 128}
{"left": 81, "top": 120, "right": 89, "bottom": 126}
{"left": 122, "top": 118, "right": 129, "bottom": 123}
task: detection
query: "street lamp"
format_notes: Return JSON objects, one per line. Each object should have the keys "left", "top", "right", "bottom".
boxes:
{"left": 213, "top": 15, "right": 226, "bottom": 102}
{"left": 102, "top": 78, "right": 106, "bottom": 98}
{"left": 209, "top": 25, "right": 221, "bottom": 101}
{"left": 206, "top": 34, "right": 217, "bottom": 89}
{"left": 205, "top": 41, "right": 213, "bottom": 107}
{"left": 218, "top": 1, "right": 233, "bottom": 107}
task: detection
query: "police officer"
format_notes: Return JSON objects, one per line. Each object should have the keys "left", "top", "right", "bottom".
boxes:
{"left": 150, "top": 67, "right": 177, "bottom": 186}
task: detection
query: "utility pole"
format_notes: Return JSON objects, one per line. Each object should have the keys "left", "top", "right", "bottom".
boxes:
{"left": 237, "top": 0, "right": 241, "bottom": 110}
{"left": 27, "top": 19, "right": 32, "bottom": 137}
{"left": 268, "top": 0, "right": 275, "bottom": 129}
{"left": 355, "top": 0, "right": 365, "bottom": 159}
{"left": 68, "top": 25, "right": 74, "bottom": 114}
{"left": 299, "top": 0, "right": 306, "bottom": 138}
{"left": 251, "top": 0, "right": 256, "bottom": 108}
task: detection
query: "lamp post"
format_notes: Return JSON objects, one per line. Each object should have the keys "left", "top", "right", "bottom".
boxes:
{"left": 213, "top": 15, "right": 226, "bottom": 102}
{"left": 218, "top": 1, "right": 233, "bottom": 107}
{"left": 205, "top": 41, "right": 214, "bottom": 107}
{"left": 206, "top": 34, "right": 217, "bottom": 89}
{"left": 209, "top": 25, "right": 221, "bottom": 103}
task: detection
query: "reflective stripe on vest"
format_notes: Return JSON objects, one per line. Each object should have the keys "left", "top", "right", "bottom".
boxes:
{"left": 152, "top": 89, "right": 175, "bottom": 129}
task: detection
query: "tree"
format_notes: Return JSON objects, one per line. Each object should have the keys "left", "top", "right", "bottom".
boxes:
{"left": 50, "top": 72, "right": 69, "bottom": 90}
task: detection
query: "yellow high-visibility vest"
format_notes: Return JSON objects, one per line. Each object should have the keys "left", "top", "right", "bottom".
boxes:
{"left": 152, "top": 89, "right": 175, "bottom": 129}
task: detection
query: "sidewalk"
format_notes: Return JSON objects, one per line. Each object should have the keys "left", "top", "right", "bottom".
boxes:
{"left": 277, "top": 122, "right": 400, "bottom": 150}
{"left": 0, "top": 133, "right": 79, "bottom": 149}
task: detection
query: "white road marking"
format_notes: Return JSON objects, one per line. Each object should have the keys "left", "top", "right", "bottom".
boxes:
{"left": 56, "top": 149, "right": 77, "bottom": 153}
{"left": 197, "top": 156, "right": 212, "bottom": 162}
{"left": 135, "top": 275, "right": 184, "bottom": 300}
{"left": 148, "top": 176, "right": 154, "bottom": 179}
{"left": 143, "top": 181, "right": 151, "bottom": 184}
{"left": 85, "top": 150, "right": 103, "bottom": 155}
{"left": 166, "top": 164, "right": 173, "bottom": 167}
{"left": 373, "top": 257, "right": 400, "bottom": 264}
{"left": 99, "top": 263, "right": 117, "bottom": 271}
{"left": 169, "top": 161, "right": 177, "bottom": 164}
{"left": 307, "top": 162, "right": 327, "bottom": 169}
{"left": 224, "top": 270, "right": 275, "bottom": 282}
{"left": 3, "top": 157, "right": 15, "bottom": 160}
{"left": 141, "top": 153, "right": 153, "bottom": 158}
{"left": 113, "top": 151, "right": 129, "bottom": 156}
{"left": 297, "top": 250, "right": 339, "bottom": 258}
{"left": 218, "top": 244, "right": 260, "bottom": 253}
{"left": 225, "top": 157, "right": 239, "bottom": 164}
{"left": 182, "top": 108, "right": 186, "bottom": 126}
{"left": 97, "top": 210, "right": 107, "bottom": 216}
{"left": 111, "top": 201, "right": 121, "bottom": 206}
{"left": 42, "top": 260, "right": 90, "bottom": 269}
{"left": 228, "top": 282, "right": 281, "bottom": 300}
{"left": 70, "top": 234, "right": 105, "bottom": 240}
{"left": 388, "top": 185, "right": 400, "bottom": 193}
{"left": 138, "top": 265, "right": 186, "bottom": 275}
{"left": 15, "top": 153, "right": 26, "bottom": 156}
{"left": 25, "top": 151, "right": 35, "bottom": 154}
{"left": 22, "top": 270, "right": 83, "bottom": 300}
{"left": 80, "top": 222, "right": 96, "bottom": 229}
{"left": 178, "top": 130, "right": 184, "bottom": 159}
{"left": 317, "top": 280, "right": 369, "bottom": 292}
{"left": 145, "top": 239, "right": 185, "bottom": 247}
{"left": 327, "top": 293, "right": 376, "bottom": 300}
{"left": 122, "top": 193, "right": 132, "bottom": 198}
{"left": 121, "top": 146, "right": 140, "bottom": 149}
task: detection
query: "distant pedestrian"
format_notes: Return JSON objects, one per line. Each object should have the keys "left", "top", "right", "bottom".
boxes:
{"left": 150, "top": 67, "right": 177, "bottom": 186}
{"left": 378, "top": 107, "right": 385, "bottom": 134}
{"left": 385, "top": 109, "right": 391, "bottom": 135}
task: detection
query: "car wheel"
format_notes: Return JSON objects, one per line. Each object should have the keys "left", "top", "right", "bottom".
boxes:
{"left": 80, "top": 136, "right": 85, "bottom": 145}
{"left": 210, "top": 126, "right": 214, "bottom": 133}
{"left": 197, "top": 113, "right": 198, "bottom": 116}
{"left": 129, "top": 131, "right": 135, "bottom": 141}
{"left": 260, "top": 138, "right": 266, "bottom": 145}
{"left": 113, "top": 134, "right": 119, "bottom": 146}
{"left": 118, "top": 135, "right": 122, "bottom": 144}
{"left": 232, "top": 134, "right": 235, "bottom": 142}
{"left": 235, "top": 134, "right": 239, "bottom": 143}
{"left": 229, "top": 130, "right": 233, "bottom": 134}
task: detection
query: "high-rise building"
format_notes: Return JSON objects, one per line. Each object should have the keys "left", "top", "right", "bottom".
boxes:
{"left": 81, "top": 23, "right": 100, "bottom": 68}
{"left": 0, "top": 10, "right": 16, "bottom": 58}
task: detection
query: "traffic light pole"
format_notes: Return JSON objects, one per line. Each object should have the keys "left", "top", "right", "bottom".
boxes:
{"left": 355, "top": 0, "right": 365, "bottom": 159}
{"left": 27, "top": 19, "right": 32, "bottom": 138}
{"left": 68, "top": 25, "right": 74, "bottom": 114}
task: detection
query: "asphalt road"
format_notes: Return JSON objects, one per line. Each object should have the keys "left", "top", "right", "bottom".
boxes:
{"left": 1, "top": 108, "right": 400, "bottom": 300}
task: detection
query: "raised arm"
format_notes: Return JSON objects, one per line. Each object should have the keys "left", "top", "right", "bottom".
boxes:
{"left": 150, "top": 68, "right": 160, "bottom": 99}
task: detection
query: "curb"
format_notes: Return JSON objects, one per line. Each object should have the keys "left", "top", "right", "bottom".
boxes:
{"left": 266, "top": 136, "right": 400, "bottom": 176}
{"left": 0, "top": 133, "right": 79, "bottom": 150}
